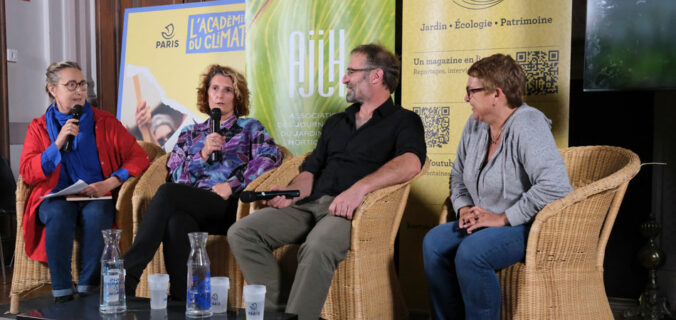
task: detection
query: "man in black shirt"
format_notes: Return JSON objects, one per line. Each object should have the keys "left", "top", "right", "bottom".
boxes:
{"left": 228, "top": 44, "right": 426, "bottom": 320}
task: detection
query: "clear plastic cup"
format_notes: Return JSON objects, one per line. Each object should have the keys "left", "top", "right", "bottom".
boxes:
{"left": 147, "top": 273, "right": 169, "bottom": 309}
{"left": 150, "top": 308, "right": 168, "bottom": 319}
{"left": 243, "top": 285, "right": 266, "bottom": 320}
{"left": 210, "top": 277, "right": 230, "bottom": 313}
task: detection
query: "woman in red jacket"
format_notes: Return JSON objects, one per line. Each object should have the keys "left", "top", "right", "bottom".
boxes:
{"left": 19, "top": 61, "right": 149, "bottom": 302}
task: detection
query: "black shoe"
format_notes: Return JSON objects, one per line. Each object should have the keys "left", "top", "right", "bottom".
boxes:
{"left": 76, "top": 291, "right": 95, "bottom": 298}
{"left": 54, "top": 294, "right": 74, "bottom": 303}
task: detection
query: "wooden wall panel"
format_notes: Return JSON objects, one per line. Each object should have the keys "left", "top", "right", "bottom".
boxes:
{"left": 95, "top": 0, "right": 121, "bottom": 114}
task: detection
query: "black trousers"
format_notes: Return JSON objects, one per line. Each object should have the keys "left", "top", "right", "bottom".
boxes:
{"left": 124, "top": 183, "right": 237, "bottom": 300}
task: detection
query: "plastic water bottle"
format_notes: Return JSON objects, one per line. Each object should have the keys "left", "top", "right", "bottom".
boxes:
{"left": 186, "top": 232, "right": 212, "bottom": 318}
{"left": 99, "top": 229, "right": 126, "bottom": 314}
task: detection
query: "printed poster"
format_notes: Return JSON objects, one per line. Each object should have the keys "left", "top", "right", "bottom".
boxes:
{"left": 246, "top": 0, "right": 395, "bottom": 156}
{"left": 117, "top": 0, "right": 246, "bottom": 152}
{"left": 400, "top": 0, "right": 572, "bottom": 310}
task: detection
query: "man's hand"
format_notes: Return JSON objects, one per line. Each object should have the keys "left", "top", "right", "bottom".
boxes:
{"left": 212, "top": 182, "right": 232, "bottom": 200}
{"left": 264, "top": 185, "right": 296, "bottom": 209}
{"left": 329, "top": 185, "right": 367, "bottom": 220}
{"left": 264, "top": 171, "right": 314, "bottom": 209}
{"left": 81, "top": 177, "right": 121, "bottom": 197}
{"left": 55, "top": 118, "right": 80, "bottom": 149}
{"left": 200, "top": 132, "right": 224, "bottom": 161}
{"left": 465, "top": 206, "right": 510, "bottom": 234}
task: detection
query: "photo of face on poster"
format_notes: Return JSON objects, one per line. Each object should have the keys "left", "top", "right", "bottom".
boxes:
{"left": 116, "top": 2, "right": 246, "bottom": 152}
{"left": 119, "top": 65, "right": 202, "bottom": 152}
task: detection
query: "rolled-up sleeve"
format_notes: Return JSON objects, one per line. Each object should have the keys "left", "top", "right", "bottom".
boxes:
{"left": 395, "top": 112, "right": 427, "bottom": 169}
{"left": 40, "top": 143, "right": 61, "bottom": 176}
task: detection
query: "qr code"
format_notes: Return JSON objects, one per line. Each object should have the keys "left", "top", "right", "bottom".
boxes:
{"left": 413, "top": 106, "right": 449, "bottom": 148}
{"left": 515, "top": 50, "right": 559, "bottom": 95}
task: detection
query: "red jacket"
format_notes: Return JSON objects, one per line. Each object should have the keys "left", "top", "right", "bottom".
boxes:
{"left": 20, "top": 108, "right": 150, "bottom": 262}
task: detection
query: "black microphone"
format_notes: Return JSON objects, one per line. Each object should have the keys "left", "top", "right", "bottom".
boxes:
{"left": 209, "top": 108, "right": 222, "bottom": 164}
{"left": 240, "top": 190, "right": 301, "bottom": 203}
{"left": 62, "top": 104, "right": 83, "bottom": 152}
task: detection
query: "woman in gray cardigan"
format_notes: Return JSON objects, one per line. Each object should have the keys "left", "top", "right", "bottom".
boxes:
{"left": 422, "top": 54, "right": 573, "bottom": 320}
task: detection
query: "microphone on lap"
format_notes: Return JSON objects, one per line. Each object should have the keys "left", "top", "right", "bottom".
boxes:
{"left": 62, "top": 104, "right": 83, "bottom": 152}
{"left": 240, "top": 190, "right": 301, "bottom": 203}
{"left": 209, "top": 108, "right": 222, "bottom": 164}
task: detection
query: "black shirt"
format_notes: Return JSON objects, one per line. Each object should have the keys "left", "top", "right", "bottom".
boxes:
{"left": 300, "top": 98, "right": 426, "bottom": 202}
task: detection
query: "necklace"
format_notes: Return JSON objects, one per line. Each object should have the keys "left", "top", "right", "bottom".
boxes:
{"left": 490, "top": 129, "right": 502, "bottom": 145}
{"left": 489, "top": 107, "right": 516, "bottom": 145}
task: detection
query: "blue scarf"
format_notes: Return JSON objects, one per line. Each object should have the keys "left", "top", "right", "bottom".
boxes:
{"left": 45, "top": 101, "right": 104, "bottom": 187}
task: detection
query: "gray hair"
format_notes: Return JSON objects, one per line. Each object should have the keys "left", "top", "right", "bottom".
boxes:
{"left": 45, "top": 61, "right": 82, "bottom": 102}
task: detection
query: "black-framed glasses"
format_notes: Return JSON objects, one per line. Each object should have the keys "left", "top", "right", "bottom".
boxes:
{"left": 60, "top": 80, "right": 88, "bottom": 92}
{"left": 466, "top": 87, "right": 485, "bottom": 97}
{"left": 346, "top": 67, "right": 376, "bottom": 76}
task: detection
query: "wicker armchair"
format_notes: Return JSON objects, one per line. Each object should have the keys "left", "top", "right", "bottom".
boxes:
{"left": 439, "top": 146, "right": 640, "bottom": 319}
{"left": 131, "top": 145, "right": 293, "bottom": 309}
{"left": 238, "top": 153, "right": 430, "bottom": 320}
{"left": 9, "top": 141, "right": 164, "bottom": 314}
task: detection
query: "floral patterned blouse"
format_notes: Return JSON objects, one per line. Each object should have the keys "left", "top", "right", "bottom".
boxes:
{"left": 167, "top": 115, "right": 282, "bottom": 192}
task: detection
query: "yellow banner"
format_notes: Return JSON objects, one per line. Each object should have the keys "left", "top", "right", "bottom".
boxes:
{"left": 117, "top": 0, "right": 246, "bottom": 152}
{"left": 400, "top": 0, "right": 572, "bottom": 310}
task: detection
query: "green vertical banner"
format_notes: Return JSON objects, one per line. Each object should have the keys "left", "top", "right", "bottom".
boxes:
{"left": 246, "top": 0, "right": 395, "bottom": 156}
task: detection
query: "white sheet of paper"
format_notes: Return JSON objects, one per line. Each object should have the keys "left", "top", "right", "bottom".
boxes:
{"left": 40, "top": 179, "right": 89, "bottom": 199}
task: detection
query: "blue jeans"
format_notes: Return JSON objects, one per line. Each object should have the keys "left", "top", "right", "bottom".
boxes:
{"left": 422, "top": 221, "right": 530, "bottom": 320}
{"left": 38, "top": 198, "right": 114, "bottom": 297}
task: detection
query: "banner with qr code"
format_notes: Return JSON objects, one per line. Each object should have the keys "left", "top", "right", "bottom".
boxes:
{"left": 399, "top": 0, "right": 572, "bottom": 309}
{"left": 117, "top": 0, "right": 245, "bottom": 152}
{"left": 246, "top": 0, "right": 395, "bottom": 156}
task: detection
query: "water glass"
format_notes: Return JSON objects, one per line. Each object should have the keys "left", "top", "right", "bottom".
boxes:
{"left": 243, "top": 285, "right": 266, "bottom": 320}
{"left": 147, "top": 273, "right": 169, "bottom": 309}
{"left": 211, "top": 277, "right": 230, "bottom": 313}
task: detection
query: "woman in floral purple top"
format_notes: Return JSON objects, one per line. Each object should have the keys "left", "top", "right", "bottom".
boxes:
{"left": 124, "top": 65, "right": 283, "bottom": 300}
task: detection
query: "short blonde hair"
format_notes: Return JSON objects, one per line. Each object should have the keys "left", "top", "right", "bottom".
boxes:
{"left": 45, "top": 61, "right": 81, "bottom": 102}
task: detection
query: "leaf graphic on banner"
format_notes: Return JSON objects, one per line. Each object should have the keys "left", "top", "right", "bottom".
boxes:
{"left": 246, "top": 0, "right": 395, "bottom": 155}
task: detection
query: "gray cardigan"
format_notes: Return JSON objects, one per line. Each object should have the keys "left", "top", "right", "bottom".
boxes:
{"left": 450, "top": 104, "right": 572, "bottom": 226}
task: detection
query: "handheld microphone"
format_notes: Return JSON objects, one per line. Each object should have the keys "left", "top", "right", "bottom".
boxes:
{"left": 240, "top": 190, "right": 301, "bottom": 203}
{"left": 62, "top": 104, "right": 83, "bottom": 152}
{"left": 209, "top": 108, "right": 222, "bottom": 163}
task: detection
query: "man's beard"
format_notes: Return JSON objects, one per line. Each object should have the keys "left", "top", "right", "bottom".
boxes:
{"left": 345, "top": 88, "right": 357, "bottom": 103}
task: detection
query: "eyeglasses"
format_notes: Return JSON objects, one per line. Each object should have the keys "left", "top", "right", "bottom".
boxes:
{"left": 60, "top": 80, "right": 88, "bottom": 92}
{"left": 346, "top": 67, "right": 375, "bottom": 76}
{"left": 465, "top": 87, "right": 486, "bottom": 97}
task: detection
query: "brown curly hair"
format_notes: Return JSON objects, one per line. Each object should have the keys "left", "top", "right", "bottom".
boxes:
{"left": 196, "top": 65, "right": 249, "bottom": 116}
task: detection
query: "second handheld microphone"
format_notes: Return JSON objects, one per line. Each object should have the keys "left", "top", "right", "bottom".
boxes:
{"left": 209, "top": 108, "right": 222, "bottom": 163}
{"left": 240, "top": 190, "right": 301, "bottom": 203}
